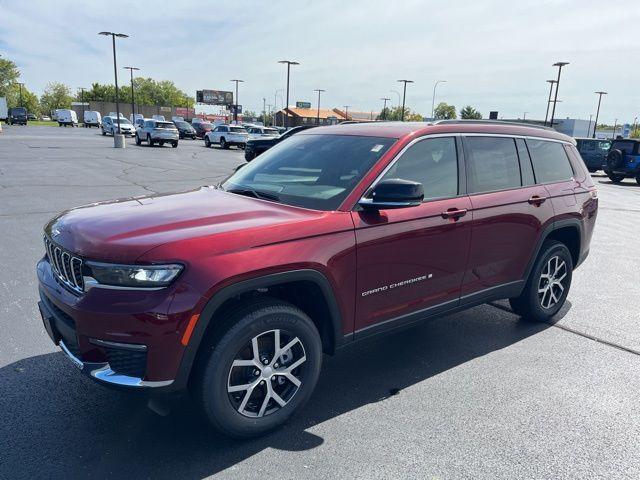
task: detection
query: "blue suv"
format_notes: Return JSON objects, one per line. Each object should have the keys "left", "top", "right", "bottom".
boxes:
{"left": 575, "top": 138, "right": 611, "bottom": 172}
{"left": 604, "top": 138, "right": 640, "bottom": 184}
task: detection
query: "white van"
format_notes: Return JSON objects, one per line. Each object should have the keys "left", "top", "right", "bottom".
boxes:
{"left": 152, "top": 114, "right": 166, "bottom": 121}
{"left": 57, "top": 109, "right": 78, "bottom": 127}
{"left": 83, "top": 110, "right": 101, "bottom": 128}
{"left": 0, "top": 97, "right": 7, "bottom": 121}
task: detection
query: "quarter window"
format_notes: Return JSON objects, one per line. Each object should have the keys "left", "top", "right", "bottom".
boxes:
{"left": 527, "top": 139, "right": 574, "bottom": 183}
{"left": 465, "top": 137, "right": 521, "bottom": 193}
{"left": 379, "top": 137, "right": 458, "bottom": 200}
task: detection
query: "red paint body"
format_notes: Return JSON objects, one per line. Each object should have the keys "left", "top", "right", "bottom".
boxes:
{"left": 37, "top": 122, "right": 598, "bottom": 388}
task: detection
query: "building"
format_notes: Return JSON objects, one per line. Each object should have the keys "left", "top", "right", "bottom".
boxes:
{"left": 274, "top": 107, "right": 347, "bottom": 127}
{"left": 332, "top": 108, "right": 379, "bottom": 122}
{"left": 553, "top": 118, "right": 593, "bottom": 138}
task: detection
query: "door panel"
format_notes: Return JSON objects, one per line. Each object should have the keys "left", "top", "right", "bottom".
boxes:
{"left": 352, "top": 196, "right": 472, "bottom": 333}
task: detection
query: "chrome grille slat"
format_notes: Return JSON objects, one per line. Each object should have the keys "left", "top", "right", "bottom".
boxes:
{"left": 44, "top": 236, "right": 84, "bottom": 294}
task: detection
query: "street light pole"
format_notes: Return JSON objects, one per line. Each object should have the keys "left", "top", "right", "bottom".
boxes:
{"left": 266, "top": 103, "right": 272, "bottom": 126}
{"left": 612, "top": 118, "right": 618, "bottom": 139}
{"left": 17, "top": 82, "right": 24, "bottom": 107}
{"left": 343, "top": 105, "right": 350, "bottom": 122}
{"left": 230, "top": 79, "right": 244, "bottom": 124}
{"left": 431, "top": 80, "right": 446, "bottom": 119}
{"left": 123, "top": 66, "right": 139, "bottom": 120}
{"left": 588, "top": 114, "right": 594, "bottom": 138}
{"left": 99, "top": 31, "right": 129, "bottom": 146}
{"left": 262, "top": 97, "right": 266, "bottom": 125}
{"left": 314, "top": 89, "right": 325, "bottom": 125}
{"left": 592, "top": 91, "right": 607, "bottom": 139}
{"left": 78, "top": 87, "right": 87, "bottom": 125}
{"left": 543, "top": 79, "right": 557, "bottom": 127}
{"left": 278, "top": 60, "right": 299, "bottom": 128}
{"left": 397, "top": 79, "right": 414, "bottom": 122}
{"left": 380, "top": 97, "right": 390, "bottom": 120}
{"left": 523, "top": 112, "right": 528, "bottom": 120}
{"left": 549, "top": 61, "right": 569, "bottom": 128}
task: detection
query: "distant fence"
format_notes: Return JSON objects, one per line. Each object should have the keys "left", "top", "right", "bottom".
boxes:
{"left": 71, "top": 102, "right": 195, "bottom": 121}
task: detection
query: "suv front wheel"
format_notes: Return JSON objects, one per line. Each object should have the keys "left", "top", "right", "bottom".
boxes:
{"left": 192, "top": 298, "right": 322, "bottom": 438}
{"left": 509, "top": 240, "right": 573, "bottom": 322}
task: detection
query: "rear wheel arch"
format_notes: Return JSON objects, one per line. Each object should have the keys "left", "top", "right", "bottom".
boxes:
{"left": 524, "top": 220, "right": 582, "bottom": 281}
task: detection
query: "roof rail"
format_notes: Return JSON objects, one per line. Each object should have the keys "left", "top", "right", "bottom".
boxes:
{"left": 432, "top": 119, "right": 555, "bottom": 132}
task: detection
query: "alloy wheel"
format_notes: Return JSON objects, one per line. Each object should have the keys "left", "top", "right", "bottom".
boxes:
{"left": 538, "top": 255, "right": 567, "bottom": 309}
{"left": 227, "top": 329, "right": 306, "bottom": 418}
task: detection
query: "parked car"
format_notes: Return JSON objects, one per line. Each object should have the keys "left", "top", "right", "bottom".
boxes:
{"left": 152, "top": 115, "right": 166, "bottom": 121}
{"left": 244, "top": 125, "right": 315, "bottom": 161}
{"left": 83, "top": 110, "right": 103, "bottom": 127}
{"left": 27, "top": 113, "right": 37, "bottom": 121}
{"left": 135, "top": 119, "right": 179, "bottom": 148}
{"left": 246, "top": 126, "right": 280, "bottom": 141}
{"left": 575, "top": 138, "right": 611, "bottom": 173}
{"left": 7, "top": 107, "right": 28, "bottom": 125}
{"left": 0, "top": 97, "right": 7, "bottom": 122}
{"left": 134, "top": 117, "right": 146, "bottom": 129}
{"left": 37, "top": 121, "right": 597, "bottom": 438}
{"left": 57, "top": 109, "right": 78, "bottom": 127}
{"left": 603, "top": 138, "right": 640, "bottom": 184}
{"left": 102, "top": 116, "right": 136, "bottom": 136}
{"left": 204, "top": 124, "right": 248, "bottom": 149}
{"left": 173, "top": 120, "right": 197, "bottom": 139}
{"left": 41, "top": 115, "right": 51, "bottom": 122}
{"left": 193, "top": 121, "right": 214, "bottom": 138}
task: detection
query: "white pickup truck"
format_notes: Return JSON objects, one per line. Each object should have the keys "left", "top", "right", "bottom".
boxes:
{"left": 204, "top": 124, "right": 248, "bottom": 149}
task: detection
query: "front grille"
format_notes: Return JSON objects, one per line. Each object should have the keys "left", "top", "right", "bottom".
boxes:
{"left": 44, "top": 236, "right": 84, "bottom": 294}
{"left": 42, "top": 293, "right": 81, "bottom": 358}
{"left": 105, "top": 348, "right": 147, "bottom": 378}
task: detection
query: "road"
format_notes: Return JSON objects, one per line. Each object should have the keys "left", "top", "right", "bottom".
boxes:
{"left": 1, "top": 126, "right": 639, "bottom": 479}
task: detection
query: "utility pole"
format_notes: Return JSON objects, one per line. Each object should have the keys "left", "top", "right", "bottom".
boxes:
{"left": 266, "top": 104, "right": 272, "bottom": 126}
{"left": 78, "top": 87, "right": 87, "bottom": 125}
{"left": 549, "top": 62, "right": 569, "bottom": 128}
{"left": 543, "top": 79, "right": 557, "bottom": 126}
{"left": 230, "top": 79, "right": 244, "bottom": 124}
{"left": 123, "top": 66, "right": 139, "bottom": 120}
{"left": 592, "top": 91, "right": 607, "bottom": 139}
{"left": 99, "top": 31, "right": 129, "bottom": 147}
{"left": 380, "top": 97, "right": 390, "bottom": 120}
{"left": 278, "top": 60, "right": 299, "bottom": 128}
{"left": 397, "top": 79, "right": 414, "bottom": 121}
{"left": 314, "top": 89, "right": 325, "bottom": 125}
{"left": 612, "top": 118, "right": 618, "bottom": 139}
{"left": 17, "top": 82, "right": 24, "bottom": 108}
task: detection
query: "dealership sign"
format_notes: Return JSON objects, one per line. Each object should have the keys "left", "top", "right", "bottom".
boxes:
{"left": 296, "top": 101, "right": 311, "bottom": 109}
{"left": 196, "top": 90, "right": 234, "bottom": 105}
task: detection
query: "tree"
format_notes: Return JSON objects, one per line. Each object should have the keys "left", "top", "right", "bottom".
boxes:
{"left": 81, "top": 78, "right": 193, "bottom": 108}
{"left": 40, "top": 82, "right": 73, "bottom": 114}
{"left": 242, "top": 110, "right": 258, "bottom": 120}
{"left": 0, "top": 57, "right": 20, "bottom": 97}
{"left": 376, "top": 105, "right": 423, "bottom": 121}
{"left": 433, "top": 102, "right": 456, "bottom": 120}
{"left": 460, "top": 105, "right": 482, "bottom": 119}
{"left": 5, "top": 83, "right": 40, "bottom": 114}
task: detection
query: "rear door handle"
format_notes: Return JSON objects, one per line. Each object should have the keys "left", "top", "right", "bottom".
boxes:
{"left": 441, "top": 208, "right": 468, "bottom": 220}
{"left": 528, "top": 195, "right": 547, "bottom": 206}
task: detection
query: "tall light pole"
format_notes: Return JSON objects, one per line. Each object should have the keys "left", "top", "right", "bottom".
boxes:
{"left": 588, "top": 114, "right": 594, "bottom": 138}
{"left": 78, "top": 87, "right": 87, "bottom": 125}
{"left": 274, "top": 89, "right": 283, "bottom": 126}
{"left": 343, "top": 105, "right": 350, "bottom": 122}
{"left": 266, "top": 103, "right": 272, "bottom": 126}
{"left": 123, "top": 66, "right": 139, "bottom": 120}
{"left": 431, "top": 80, "right": 446, "bottom": 119}
{"left": 549, "top": 61, "right": 569, "bottom": 128}
{"left": 314, "top": 89, "right": 325, "bottom": 125}
{"left": 633, "top": 116, "right": 638, "bottom": 136}
{"left": 17, "top": 82, "right": 24, "bottom": 107}
{"left": 230, "top": 79, "right": 244, "bottom": 124}
{"left": 278, "top": 60, "right": 299, "bottom": 128}
{"left": 99, "top": 31, "right": 129, "bottom": 146}
{"left": 397, "top": 79, "right": 414, "bottom": 122}
{"left": 543, "top": 79, "right": 557, "bottom": 126}
{"left": 262, "top": 97, "right": 266, "bottom": 125}
{"left": 592, "top": 91, "right": 607, "bottom": 139}
{"left": 380, "top": 97, "right": 390, "bottom": 120}
{"left": 523, "top": 112, "right": 528, "bottom": 120}
{"left": 612, "top": 118, "right": 618, "bottom": 139}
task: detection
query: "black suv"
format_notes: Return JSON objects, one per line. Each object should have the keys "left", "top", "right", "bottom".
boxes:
{"left": 8, "top": 107, "right": 28, "bottom": 125}
{"left": 575, "top": 138, "right": 611, "bottom": 173}
{"left": 604, "top": 138, "right": 640, "bottom": 184}
{"left": 244, "top": 126, "right": 315, "bottom": 161}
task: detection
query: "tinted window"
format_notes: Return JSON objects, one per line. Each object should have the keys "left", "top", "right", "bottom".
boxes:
{"left": 380, "top": 137, "right": 458, "bottom": 200}
{"left": 611, "top": 140, "right": 636, "bottom": 155}
{"left": 144, "top": 121, "right": 154, "bottom": 128}
{"left": 222, "top": 135, "right": 396, "bottom": 211}
{"left": 230, "top": 126, "right": 246, "bottom": 133}
{"left": 155, "top": 122, "right": 176, "bottom": 129}
{"left": 527, "top": 139, "right": 574, "bottom": 183}
{"left": 465, "top": 137, "right": 521, "bottom": 193}
{"left": 516, "top": 138, "right": 535, "bottom": 186}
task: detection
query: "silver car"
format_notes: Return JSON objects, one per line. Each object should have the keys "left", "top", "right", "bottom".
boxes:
{"left": 135, "top": 119, "right": 179, "bottom": 148}
{"left": 102, "top": 116, "right": 136, "bottom": 136}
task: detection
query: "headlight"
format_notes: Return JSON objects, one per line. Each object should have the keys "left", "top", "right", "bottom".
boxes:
{"left": 85, "top": 262, "right": 183, "bottom": 289}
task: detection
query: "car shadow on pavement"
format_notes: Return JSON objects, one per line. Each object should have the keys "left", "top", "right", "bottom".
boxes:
{"left": 598, "top": 180, "right": 639, "bottom": 187}
{"left": 0, "top": 304, "right": 551, "bottom": 479}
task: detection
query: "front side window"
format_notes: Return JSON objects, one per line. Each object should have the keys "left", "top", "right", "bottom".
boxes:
{"left": 221, "top": 134, "right": 396, "bottom": 210}
{"left": 527, "top": 139, "right": 574, "bottom": 183}
{"left": 598, "top": 140, "right": 611, "bottom": 152}
{"left": 230, "top": 126, "right": 246, "bottom": 133}
{"left": 379, "top": 137, "right": 458, "bottom": 200}
{"left": 465, "top": 137, "right": 521, "bottom": 193}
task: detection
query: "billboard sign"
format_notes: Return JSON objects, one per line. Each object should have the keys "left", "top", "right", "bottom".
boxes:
{"left": 296, "top": 101, "right": 311, "bottom": 109}
{"left": 197, "top": 90, "right": 234, "bottom": 105}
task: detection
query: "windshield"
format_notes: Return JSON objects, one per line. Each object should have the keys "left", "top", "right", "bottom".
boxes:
{"left": 114, "top": 118, "right": 131, "bottom": 125}
{"left": 230, "top": 126, "right": 247, "bottom": 133}
{"left": 264, "top": 129, "right": 279, "bottom": 135}
{"left": 200, "top": 123, "right": 213, "bottom": 129}
{"left": 156, "top": 122, "right": 177, "bottom": 129}
{"left": 10, "top": 107, "right": 26, "bottom": 115}
{"left": 222, "top": 134, "right": 396, "bottom": 210}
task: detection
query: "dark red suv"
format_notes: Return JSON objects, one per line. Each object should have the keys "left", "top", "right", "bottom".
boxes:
{"left": 37, "top": 121, "right": 598, "bottom": 437}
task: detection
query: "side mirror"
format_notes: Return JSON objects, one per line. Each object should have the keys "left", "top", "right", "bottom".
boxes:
{"left": 359, "top": 178, "right": 424, "bottom": 210}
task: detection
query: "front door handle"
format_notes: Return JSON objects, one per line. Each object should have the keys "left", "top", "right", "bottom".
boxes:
{"left": 441, "top": 208, "right": 468, "bottom": 220}
{"left": 528, "top": 195, "right": 547, "bottom": 206}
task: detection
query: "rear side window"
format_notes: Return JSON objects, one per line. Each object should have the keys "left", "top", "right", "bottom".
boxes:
{"left": 527, "top": 139, "right": 574, "bottom": 183}
{"left": 380, "top": 137, "right": 458, "bottom": 200}
{"left": 515, "top": 138, "right": 535, "bottom": 186}
{"left": 611, "top": 140, "right": 636, "bottom": 155}
{"left": 465, "top": 137, "right": 521, "bottom": 193}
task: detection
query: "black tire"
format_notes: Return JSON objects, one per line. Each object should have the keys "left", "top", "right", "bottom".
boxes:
{"left": 171, "top": 141, "right": 178, "bottom": 148}
{"left": 509, "top": 240, "right": 573, "bottom": 322}
{"left": 607, "top": 173, "right": 624, "bottom": 183}
{"left": 192, "top": 298, "right": 322, "bottom": 438}
{"left": 204, "top": 136, "right": 211, "bottom": 148}
{"left": 636, "top": 174, "right": 640, "bottom": 186}
{"left": 606, "top": 149, "right": 624, "bottom": 169}
{"left": 101, "top": 128, "right": 106, "bottom": 136}
{"left": 244, "top": 151, "right": 255, "bottom": 162}
{"left": 159, "top": 141, "right": 165, "bottom": 147}
{"left": 147, "top": 134, "right": 154, "bottom": 146}
{"left": 135, "top": 134, "right": 142, "bottom": 146}
{"left": 220, "top": 137, "right": 228, "bottom": 149}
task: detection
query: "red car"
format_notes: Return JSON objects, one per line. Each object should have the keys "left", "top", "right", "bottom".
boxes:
{"left": 192, "top": 121, "right": 213, "bottom": 138}
{"left": 37, "top": 121, "right": 597, "bottom": 437}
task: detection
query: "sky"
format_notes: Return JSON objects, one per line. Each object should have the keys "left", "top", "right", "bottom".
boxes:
{"left": 0, "top": 0, "right": 638, "bottom": 124}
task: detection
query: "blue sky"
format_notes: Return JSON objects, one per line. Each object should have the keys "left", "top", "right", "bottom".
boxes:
{"left": 0, "top": 0, "right": 638, "bottom": 123}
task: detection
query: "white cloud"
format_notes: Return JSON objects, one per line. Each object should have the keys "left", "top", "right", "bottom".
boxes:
{"left": 0, "top": 0, "right": 638, "bottom": 123}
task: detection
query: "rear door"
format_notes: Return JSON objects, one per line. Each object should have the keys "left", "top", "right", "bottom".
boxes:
{"left": 352, "top": 136, "right": 472, "bottom": 335}
{"left": 461, "top": 136, "right": 554, "bottom": 300}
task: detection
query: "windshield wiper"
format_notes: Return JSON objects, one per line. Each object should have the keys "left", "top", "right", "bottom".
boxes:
{"left": 225, "top": 187, "right": 281, "bottom": 202}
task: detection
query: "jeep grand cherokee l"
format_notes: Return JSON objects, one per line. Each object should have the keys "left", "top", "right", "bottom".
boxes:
{"left": 37, "top": 121, "right": 597, "bottom": 438}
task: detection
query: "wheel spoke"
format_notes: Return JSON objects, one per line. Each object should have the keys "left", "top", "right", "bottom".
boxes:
{"left": 271, "top": 390, "right": 287, "bottom": 407}
{"left": 228, "top": 382, "right": 253, "bottom": 393}
{"left": 232, "top": 359, "right": 259, "bottom": 368}
{"left": 555, "top": 282, "right": 564, "bottom": 293}
{"left": 238, "top": 383, "right": 257, "bottom": 414}
{"left": 556, "top": 271, "right": 567, "bottom": 283}
{"left": 285, "top": 354, "right": 306, "bottom": 372}
{"left": 284, "top": 372, "right": 302, "bottom": 387}
{"left": 257, "top": 384, "right": 272, "bottom": 417}
{"left": 538, "top": 286, "right": 547, "bottom": 294}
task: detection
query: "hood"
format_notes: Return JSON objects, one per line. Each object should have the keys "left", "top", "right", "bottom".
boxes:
{"left": 44, "top": 187, "right": 328, "bottom": 263}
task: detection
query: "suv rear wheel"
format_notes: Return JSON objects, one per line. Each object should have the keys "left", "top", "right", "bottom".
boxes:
{"left": 220, "top": 137, "right": 227, "bottom": 149}
{"left": 192, "top": 298, "right": 322, "bottom": 438}
{"left": 204, "top": 136, "right": 211, "bottom": 148}
{"left": 509, "top": 240, "right": 573, "bottom": 322}
{"left": 607, "top": 173, "right": 624, "bottom": 183}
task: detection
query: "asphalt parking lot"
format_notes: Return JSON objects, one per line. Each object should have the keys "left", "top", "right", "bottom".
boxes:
{"left": 1, "top": 125, "right": 639, "bottom": 479}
